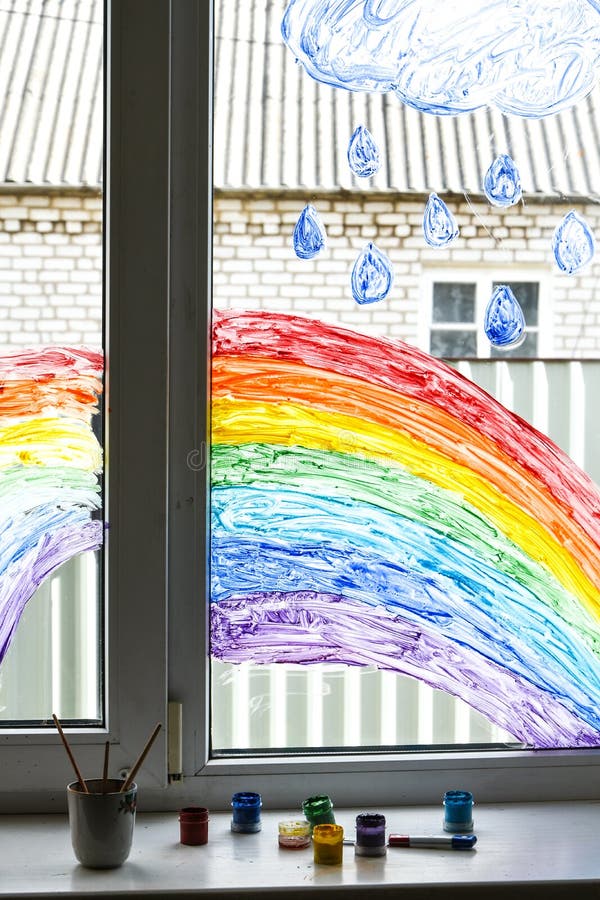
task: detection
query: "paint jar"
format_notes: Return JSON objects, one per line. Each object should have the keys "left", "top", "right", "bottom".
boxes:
{"left": 231, "top": 791, "right": 262, "bottom": 833}
{"left": 355, "top": 813, "right": 386, "bottom": 857}
{"left": 302, "top": 794, "right": 335, "bottom": 831}
{"left": 278, "top": 819, "right": 311, "bottom": 850}
{"left": 179, "top": 806, "right": 209, "bottom": 845}
{"left": 312, "top": 823, "right": 344, "bottom": 865}
{"left": 443, "top": 790, "right": 474, "bottom": 833}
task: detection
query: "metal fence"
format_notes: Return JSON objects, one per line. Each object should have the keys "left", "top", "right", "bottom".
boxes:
{"left": 0, "top": 552, "right": 100, "bottom": 723}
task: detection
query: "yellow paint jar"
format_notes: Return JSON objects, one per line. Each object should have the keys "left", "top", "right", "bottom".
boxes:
{"left": 312, "top": 823, "right": 344, "bottom": 865}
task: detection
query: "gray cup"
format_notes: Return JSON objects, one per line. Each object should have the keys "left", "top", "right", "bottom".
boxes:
{"left": 67, "top": 778, "right": 137, "bottom": 868}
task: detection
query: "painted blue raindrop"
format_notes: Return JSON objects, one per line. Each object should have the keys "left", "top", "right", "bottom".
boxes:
{"left": 483, "top": 154, "right": 522, "bottom": 207}
{"left": 351, "top": 242, "right": 393, "bottom": 305}
{"left": 347, "top": 125, "right": 381, "bottom": 178}
{"left": 553, "top": 210, "right": 595, "bottom": 274}
{"left": 293, "top": 204, "right": 326, "bottom": 259}
{"left": 423, "top": 193, "right": 459, "bottom": 247}
{"left": 484, "top": 284, "right": 526, "bottom": 350}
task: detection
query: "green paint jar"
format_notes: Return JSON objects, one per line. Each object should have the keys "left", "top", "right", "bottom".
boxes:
{"left": 302, "top": 794, "right": 335, "bottom": 831}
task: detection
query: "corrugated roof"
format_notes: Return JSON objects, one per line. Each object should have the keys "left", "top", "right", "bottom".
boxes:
{"left": 214, "top": 0, "right": 600, "bottom": 199}
{"left": 0, "top": 0, "right": 103, "bottom": 187}
{"left": 1, "top": 0, "right": 599, "bottom": 197}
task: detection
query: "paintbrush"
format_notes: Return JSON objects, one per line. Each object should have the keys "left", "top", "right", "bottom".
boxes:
{"left": 101, "top": 740, "right": 110, "bottom": 792}
{"left": 120, "top": 723, "right": 162, "bottom": 792}
{"left": 52, "top": 713, "right": 90, "bottom": 793}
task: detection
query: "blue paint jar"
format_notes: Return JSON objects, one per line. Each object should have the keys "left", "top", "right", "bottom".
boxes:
{"left": 443, "top": 790, "right": 474, "bottom": 833}
{"left": 231, "top": 791, "right": 262, "bottom": 833}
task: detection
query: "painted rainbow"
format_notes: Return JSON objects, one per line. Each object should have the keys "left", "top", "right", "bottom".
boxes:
{"left": 0, "top": 347, "right": 103, "bottom": 665}
{"left": 212, "top": 309, "right": 600, "bottom": 749}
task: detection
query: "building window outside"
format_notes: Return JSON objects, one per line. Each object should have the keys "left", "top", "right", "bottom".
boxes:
{"left": 429, "top": 276, "right": 543, "bottom": 359}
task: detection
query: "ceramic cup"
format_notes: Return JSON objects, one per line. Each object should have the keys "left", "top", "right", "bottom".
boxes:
{"left": 67, "top": 778, "right": 137, "bottom": 868}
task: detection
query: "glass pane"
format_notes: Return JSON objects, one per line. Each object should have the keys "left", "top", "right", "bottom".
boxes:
{"left": 491, "top": 331, "right": 538, "bottom": 359}
{"left": 0, "top": 1, "right": 104, "bottom": 725}
{"left": 432, "top": 283, "right": 476, "bottom": 323}
{"left": 492, "top": 281, "right": 539, "bottom": 326}
{"left": 430, "top": 329, "right": 478, "bottom": 358}
{"left": 211, "top": 0, "right": 600, "bottom": 753}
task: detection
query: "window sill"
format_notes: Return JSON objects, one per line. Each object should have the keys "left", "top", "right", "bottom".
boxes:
{"left": 2, "top": 801, "right": 599, "bottom": 899}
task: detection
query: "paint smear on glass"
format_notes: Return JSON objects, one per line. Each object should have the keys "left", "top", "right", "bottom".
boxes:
{"left": 351, "top": 242, "right": 394, "bottom": 304}
{"left": 0, "top": 348, "right": 103, "bottom": 664}
{"left": 282, "top": 1, "right": 600, "bottom": 116}
{"left": 293, "top": 204, "right": 326, "bottom": 259}
{"left": 211, "top": 309, "right": 600, "bottom": 749}
{"left": 553, "top": 210, "right": 596, "bottom": 274}
{"left": 484, "top": 154, "right": 522, "bottom": 207}
{"left": 347, "top": 125, "right": 381, "bottom": 177}
{"left": 484, "top": 285, "right": 526, "bottom": 350}
{"left": 423, "top": 193, "right": 459, "bottom": 247}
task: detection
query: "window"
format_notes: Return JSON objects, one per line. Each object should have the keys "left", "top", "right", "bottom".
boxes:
{"left": 2, "top": 1, "right": 600, "bottom": 813}
{"left": 209, "top": 0, "right": 600, "bottom": 775}
{"left": 428, "top": 275, "right": 544, "bottom": 358}
{"left": 0, "top": 2, "right": 104, "bottom": 726}
{"left": 0, "top": 0, "right": 170, "bottom": 809}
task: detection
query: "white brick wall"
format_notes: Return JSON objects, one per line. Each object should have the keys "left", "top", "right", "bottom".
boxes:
{"left": 214, "top": 193, "right": 600, "bottom": 356}
{"left": 0, "top": 193, "right": 102, "bottom": 350}
{"left": 1, "top": 190, "right": 599, "bottom": 357}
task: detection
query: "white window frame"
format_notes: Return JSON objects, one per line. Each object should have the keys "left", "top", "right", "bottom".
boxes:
{"left": 1, "top": 0, "right": 599, "bottom": 812}
{"left": 0, "top": 0, "right": 169, "bottom": 811}
{"left": 420, "top": 268, "right": 552, "bottom": 358}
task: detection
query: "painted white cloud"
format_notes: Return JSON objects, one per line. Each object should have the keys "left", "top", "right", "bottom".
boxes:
{"left": 281, "top": 0, "right": 600, "bottom": 117}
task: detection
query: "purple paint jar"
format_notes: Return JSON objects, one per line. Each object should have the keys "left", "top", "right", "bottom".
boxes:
{"left": 355, "top": 813, "right": 386, "bottom": 857}
{"left": 231, "top": 791, "right": 262, "bottom": 833}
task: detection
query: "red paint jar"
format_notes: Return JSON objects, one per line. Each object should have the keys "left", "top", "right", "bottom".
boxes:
{"left": 179, "top": 806, "right": 209, "bottom": 845}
